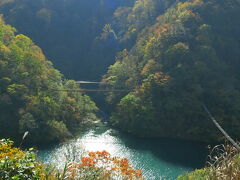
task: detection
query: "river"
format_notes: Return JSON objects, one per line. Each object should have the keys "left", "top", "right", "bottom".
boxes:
{"left": 38, "top": 125, "right": 208, "bottom": 180}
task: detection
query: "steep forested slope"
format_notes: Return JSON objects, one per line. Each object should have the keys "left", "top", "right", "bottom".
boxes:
{"left": 0, "top": 17, "right": 98, "bottom": 145}
{"left": 106, "top": 0, "right": 180, "bottom": 44}
{"left": 1, "top": 0, "right": 240, "bottom": 143}
{"left": 103, "top": 0, "right": 240, "bottom": 142}
{"left": 0, "top": 0, "right": 181, "bottom": 80}
{"left": 0, "top": 0, "right": 134, "bottom": 80}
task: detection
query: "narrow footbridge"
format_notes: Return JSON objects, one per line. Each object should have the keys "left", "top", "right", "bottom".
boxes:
{"left": 51, "top": 81, "right": 130, "bottom": 92}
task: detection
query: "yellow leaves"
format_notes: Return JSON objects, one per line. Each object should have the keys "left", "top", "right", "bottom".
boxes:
{"left": 10, "top": 34, "right": 45, "bottom": 64}
{"left": 7, "top": 84, "right": 27, "bottom": 95}
{"left": 0, "top": 140, "right": 143, "bottom": 180}
{"left": 0, "top": 140, "right": 25, "bottom": 161}
{"left": 27, "top": 45, "right": 46, "bottom": 62}
{"left": 0, "top": 77, "right": 11, "bottom": 83}
{"left": 0, "top": 18, "right": 15, "bottom": 44}
{"left": 66, "top": 96, "right": 77, "bottom": 104}
{"left": 175, "top": 0, "right": 203, "bottom": 23}
{"left": 0, "top": 139, "right": 43, "bottom": 179}
{"left": 144, "top": 36, "right": 160, "bottom": 59}
{"left": 179, "top": 9, "right": 200, "bottom": 22}
{"left": 145, "top": 37, "right": 155, "bottom": 51}
{"left": 178, "top": 0, "right": 203, "bottom": 11}
{"left": 14, "top": 34, "right": 33, "bottom": 50}
{"left": 0, "top": 44, "right": 10, "bottom": 54}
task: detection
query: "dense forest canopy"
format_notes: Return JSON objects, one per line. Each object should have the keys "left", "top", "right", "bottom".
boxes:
{"left": 0, "top": 0, "right": 135, "bottom": 79}
{"left": 0, "top": 17, "right": 98, "bottom": 145}
{"left": 1, "top": 0, "right": 240, "bottom": 179}
{"left": 0, "top": 0, "right": 240, "bottom": 144}
{"left": 103, "top": 0, "right": 240, "bottom": 142}
{"left": 0, "top": 0, "right": 183, "bottom": 80}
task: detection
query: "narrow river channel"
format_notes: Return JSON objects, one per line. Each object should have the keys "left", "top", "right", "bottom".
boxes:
{"left": 38, "top": 125, "right": 208, "bottom": 180}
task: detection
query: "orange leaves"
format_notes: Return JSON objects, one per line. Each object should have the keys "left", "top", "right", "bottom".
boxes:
{"left": 140, "top": 72, "right": 171, "bottom": 92}
{"left": 81, "top": 157, "right": 96, "bottom": 167}
{"left": 0, "top": 140, "right": 143, "bottom": 179}
{"left": 88, "top": 151, "right": 96, "bottom": 158}
{"left": 64, "top": 150, "right": 143, "bottom": 179}
{"left": 96, "top": 150, "right": 111, "bottom": 159}
{"left": 135, "top": 169, "right": 143, "bottom": 177}
{"left": 153, "top": 72, "right": 172, "bottom": 86}
{"left": 84, "top": 150, "right": 111, "bottom": 165}
{"left": 117, "top": 158, "right": 143, "bottom": 178}
{"left": 153, "top": 24, "right": 170, "bottom": 36}
{"left": 120, "top": 158, "right": 129, "bottom": 169}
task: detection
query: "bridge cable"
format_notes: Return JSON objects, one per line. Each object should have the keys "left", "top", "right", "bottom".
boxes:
{"left": 202, "top": 104, "right": 240, "bottom": 152}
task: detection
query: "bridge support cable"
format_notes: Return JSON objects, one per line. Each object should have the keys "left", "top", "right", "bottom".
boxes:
{"left": 50, "top": 89, "right": 130, "bottom": 92}
{"left": 202, "top": 104, "right": 240, "bottom": 152}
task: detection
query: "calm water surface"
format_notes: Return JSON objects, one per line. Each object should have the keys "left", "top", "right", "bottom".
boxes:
{"left": 38, "top": 126, "right": 208, "bottom": 180}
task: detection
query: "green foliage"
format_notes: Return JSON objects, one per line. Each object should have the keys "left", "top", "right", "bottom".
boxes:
{"left": 0, "top": 18, "right": 98, "bottom": 145}
{"left": 0, "top": 139, "right": 143, "bottom": 180}
{"left": 177, "top": 169, "right": 209, "bottom": 180}
{"left": 0, "top": 139, "right": 41, "bottom": 179}
{"left": 0, "top": 0, "right": 135, "bottom": 80}
{"left": 1, "top": 0, "right": 240, "bottom": 144}
{"left": 103, "top": 0, "right": 240, "bottom": 142}
{"left": 178, "top": 143, "right": 240, "bottom": 179}
{"left": 111, "top": 0, "right": 178, "bottom": 42}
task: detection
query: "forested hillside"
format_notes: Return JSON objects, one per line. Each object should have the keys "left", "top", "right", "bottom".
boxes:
{"left": 1, "top": 0, "right": 240, "bottom": 179}
{"left": 0, "top": 0, "right": 134, "bottom": 79}
{"left": 103, "top": 0, "right": 240, "bottom": 142}
{"left": 1, "top": 0, "right": 240, "bottom": 143}
{"left": 0, "top": 17, "right": 98, "bottom": 145}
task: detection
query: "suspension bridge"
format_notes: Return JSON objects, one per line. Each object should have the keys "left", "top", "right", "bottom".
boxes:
{"left": 51, "top": 81, "right": 130, "bottom": 92}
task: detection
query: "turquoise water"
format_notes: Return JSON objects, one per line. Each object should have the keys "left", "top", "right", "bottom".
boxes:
{"left": 38, "top": 126, "right": 208, "bottom": 180}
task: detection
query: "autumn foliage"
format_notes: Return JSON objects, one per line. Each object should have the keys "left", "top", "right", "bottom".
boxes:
{"left": 0, "top": 139, "right": 143, "bottom": 180}
{"left": 0, "top": 139, "right": 41, "bottom": 179}
{"left": 65, "top": 150, "right": 143, "bottom": 179}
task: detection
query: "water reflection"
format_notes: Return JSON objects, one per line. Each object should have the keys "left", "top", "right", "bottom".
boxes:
{"left": 38, "top": 127, "right": 208, "bottom": 180}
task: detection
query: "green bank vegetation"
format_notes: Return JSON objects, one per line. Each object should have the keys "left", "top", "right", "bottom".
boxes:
{"left": 0, "top": 17, "right": 98, "bottom": 145}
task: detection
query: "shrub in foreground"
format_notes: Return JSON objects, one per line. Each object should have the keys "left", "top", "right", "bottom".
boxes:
{"left": 178, "top": 143, "right": 240, "bottom": 180}
{"left": 0, "top": 139, "right": 143, "bottom": 180}
{"left": 0, "top": 139, "right": 41, "bottom": 179}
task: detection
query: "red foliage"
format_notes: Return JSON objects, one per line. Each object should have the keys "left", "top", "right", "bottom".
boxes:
{"left": 66, "top": 150, "right": 143, "bottom": 179}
